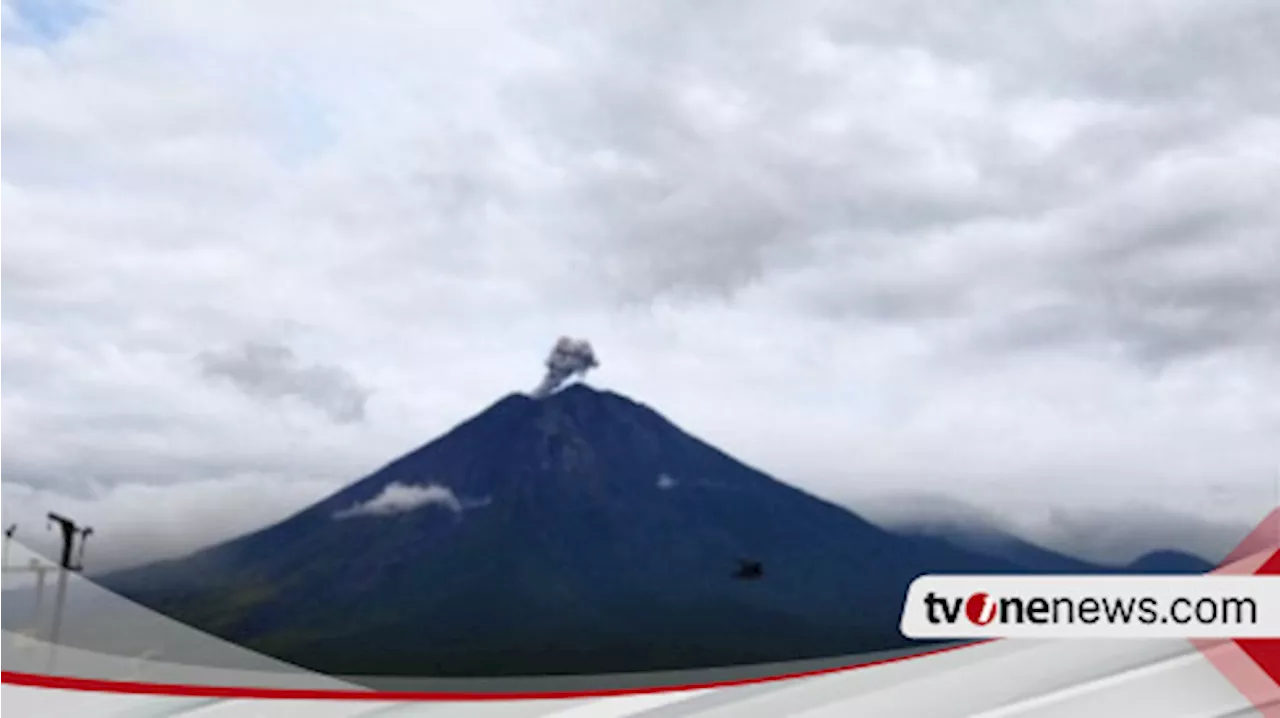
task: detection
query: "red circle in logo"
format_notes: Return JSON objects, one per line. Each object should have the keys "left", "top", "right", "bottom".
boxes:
{"left": 965, "top": 592, "right": 995, "bottom": 625}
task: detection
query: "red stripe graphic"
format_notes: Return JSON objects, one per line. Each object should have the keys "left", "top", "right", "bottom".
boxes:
{"left": 1195, "top": 509, "right": 1280, "bottom": 717}
{"left": 1, "top": 641, "right": 988, "bottom": 701}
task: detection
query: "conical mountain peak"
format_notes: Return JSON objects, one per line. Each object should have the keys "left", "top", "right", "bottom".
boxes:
{"left": 101, "top": 384, "right": 1025, "bottom": 677}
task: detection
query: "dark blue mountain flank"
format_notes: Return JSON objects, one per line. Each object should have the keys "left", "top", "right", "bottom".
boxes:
{"left": 1125, "top": 549, "right": 1215, "bottom": 574}
{"left": 98, "top": 386, "right": 1128, "bottom": 676}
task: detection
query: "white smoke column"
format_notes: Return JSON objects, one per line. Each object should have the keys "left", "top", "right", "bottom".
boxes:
{"left": 531, "top": 337, "right": 600, "bottom": 398}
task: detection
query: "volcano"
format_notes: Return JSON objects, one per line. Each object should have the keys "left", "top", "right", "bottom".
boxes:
{"left": 102, "top": 385, "right": 1026, "bottom": 677}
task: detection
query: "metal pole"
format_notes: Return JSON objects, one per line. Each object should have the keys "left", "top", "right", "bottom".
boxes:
{"left": 74, "top": 527, "right": 94, "bottom": 571}
{"left": 44, "top": 512, "right": 90, "bottom": 674}
{"left": 30, "top": 559, "right": 48, "bottom": 630}
{"left": 46, "top": 567, "right": 69, "bottom": 673}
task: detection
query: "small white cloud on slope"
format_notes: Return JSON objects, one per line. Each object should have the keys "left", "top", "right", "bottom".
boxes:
{"left": 333, "top": 482, "right": 465, "bottom": 519}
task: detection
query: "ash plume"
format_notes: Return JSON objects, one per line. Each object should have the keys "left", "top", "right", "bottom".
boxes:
{"left": 531, "top": 337, "right": 599, "bottom": 398}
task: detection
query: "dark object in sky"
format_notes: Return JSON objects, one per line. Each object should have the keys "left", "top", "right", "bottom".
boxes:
{"left": 734, "top": 559, "right": 763, "bottom": 580}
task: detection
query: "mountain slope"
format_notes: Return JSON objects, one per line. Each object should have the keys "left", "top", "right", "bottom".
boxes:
{"left": 1125, "top": 549, "right": 1214, "bottom": 574}
{"left": 103, "top": 385, "right": 1025, "bottom": 676}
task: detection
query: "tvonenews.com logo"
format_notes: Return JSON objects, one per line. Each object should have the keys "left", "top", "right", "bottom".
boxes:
{"left": 924, "top": 591, "right": 1257, "bottom": 627}
{"left": 899, "top": 576, "right": 1280, "bottom": 639}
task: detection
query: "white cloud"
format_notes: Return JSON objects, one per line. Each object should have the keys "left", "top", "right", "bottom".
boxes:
{"left": 332, "top": 482, "right": 468, "bottom": 520}
{"left": 2, "top": 0, "right": 1277, "bottom": 569}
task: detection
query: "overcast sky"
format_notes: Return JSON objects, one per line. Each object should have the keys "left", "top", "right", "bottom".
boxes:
{"left": 3, "top": 0, "right": 1278, "bottom": 571}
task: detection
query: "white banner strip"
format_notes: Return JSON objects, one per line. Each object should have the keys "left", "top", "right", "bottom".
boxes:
{"left": 900, "top": 575, "right": 1280, "bottom": 639}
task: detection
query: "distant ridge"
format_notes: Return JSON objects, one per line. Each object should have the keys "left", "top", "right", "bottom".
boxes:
{"left": 852, "top": 492, "right": 1215, "bottom": 574}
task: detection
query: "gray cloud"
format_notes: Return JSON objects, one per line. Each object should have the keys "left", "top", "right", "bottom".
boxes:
{"left": 2, "top": 0, "right": 1278, "bottom": 567}
{"left": 853, "top": 491, "right": 1253, "bottom": 566}
{"left": 198, "top": 341, "right": 371, "bottom": 424}
{"left": 493, "top": 1, "right": 1280, "bottom": 373}
{"left": 1033, "top": 503, "right": 1253, "bottom": 567}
